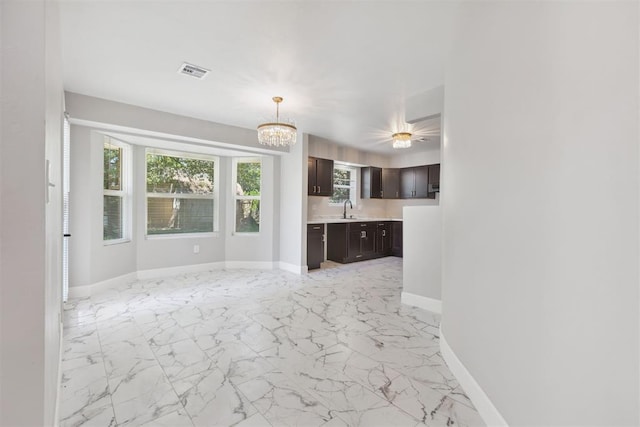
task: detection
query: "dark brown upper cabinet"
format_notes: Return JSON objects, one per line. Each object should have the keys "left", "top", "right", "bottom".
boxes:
{"left": 381, "top": 168, "right": 400, "bottom": 199}
{"left": 308, "top": 157, "right": 334, "bottom": 196}
{"left": 361, "top": 167, "right": 382, "bottom": 199}
{"left": 400, "top": 166, "right": 430, "bottom": 198}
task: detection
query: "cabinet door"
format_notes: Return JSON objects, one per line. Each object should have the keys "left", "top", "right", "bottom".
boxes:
{"left": 399, "top": 168, "right": 415, "bottom": 198}
{"left": 315, "top": 158, "right": 334, "bottom": 196}
{"left": 427, "top": 163, "right": 440, "bottom": 198}
{"left": 308, "top": 157, "right": 316, "bottom": 195}
{"left": 370, "top": 167, "right": 382, "bottom": 198}
{"left": 307, "top": 225, "right": 324, "bottom": 270}
{"left": 361, "top": 224, "right": 376, "bottom": 255}
{"left": 382, "top": 168, "right": 400, "bottom": 199}
{"left": 414, "top": 165, "right": 430, "bottom": 198}
{"left": 348, "top": 227, "right": 364, "bottom": 260}
{"left": 361, "top": 167, "right": 382, "bottom": 199}
{"left": 376, "top": 222, "right": 391, "bottom": 255}
{"left": 327, "top": 223, "right": 348, "bottom": 262}
{"left": 391, "top": 221, "right": 403, "bottom": 257}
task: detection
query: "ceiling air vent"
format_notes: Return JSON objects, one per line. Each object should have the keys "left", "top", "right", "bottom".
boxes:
{"left": 177, "top": 62, "right": 210, "bottom": 79}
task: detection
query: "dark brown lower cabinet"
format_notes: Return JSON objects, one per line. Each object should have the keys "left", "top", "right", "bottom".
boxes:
{"left": 328, "top": 221, "right": 395, "bottom": 264}
{"left": 391, "top": 221, "right": 403, "bottom": 257}
{"left": 307, "top": 224, "right": 325, "bottom": 270}
{"left": 376, "top": 222, "right": 392, "bottom": 256}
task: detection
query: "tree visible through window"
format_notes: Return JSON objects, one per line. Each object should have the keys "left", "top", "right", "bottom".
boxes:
{"left": 146, "top": 151, "right": 217, "bottom": 235}
{"left": 103, "top": 138, "right": 129, "bottom": 241}
{"left": 329, "top": 164, "right": 357, "bottom": 205}
{"left": 234, "top": 158, "right": 261, "bottom": 233}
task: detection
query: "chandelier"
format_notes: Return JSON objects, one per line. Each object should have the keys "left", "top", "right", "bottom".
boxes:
{"left": 257, "top": 96, "right": 297, "bottom": 147}
{"left": 392, "top": 132, "right": 412, "bottom": 149}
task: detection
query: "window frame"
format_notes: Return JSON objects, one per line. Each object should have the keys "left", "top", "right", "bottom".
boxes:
{"left": 232, "top": 157, "right": 262, "bottom": 235}
{"left": 145, "top": 148, "right": 219, "bottom": 238}
{"left": 103, "top": 136, "right": 132, "bottom": 245}
{"left": 328, "top": 163, "right": 358, "bottom": 206}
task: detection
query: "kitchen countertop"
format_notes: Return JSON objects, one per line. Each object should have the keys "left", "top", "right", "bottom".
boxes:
{"left": 307, "top": 217, "right": 402, "bottom": 224}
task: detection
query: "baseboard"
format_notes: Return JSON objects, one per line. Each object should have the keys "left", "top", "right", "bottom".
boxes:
{"left": 68, "top": 272, "right": 137, "bottom": 298}
{"left": 278, "top": 262, "right": 307, "bottom": 275}
{"left": 69, "top": 261, "right": 305, "bottom": 298}
{"left": 54, "top": 323, "right": 63, "bottom": 427}
{"left": 401, "top": 291, "right": 442, "bottom": 314}
{"left": 224, "top": 261, "right": 275, "bottom": 270}
{"left": 439, "top": 327, "right": 508, "bottom": 426}
{"left": 137, "top": 262, "right": 225, "bottom": 280}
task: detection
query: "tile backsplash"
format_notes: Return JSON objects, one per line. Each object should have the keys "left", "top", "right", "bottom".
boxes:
{"left": 307, "top": 194, "right": 438, "bottom": 221}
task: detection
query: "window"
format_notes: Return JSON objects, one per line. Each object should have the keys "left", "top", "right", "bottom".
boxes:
{"left": 329, "top": 163, "right": 357, "bottom": 205}
{"left": 234, "top": 158, "right": 261, "bottom": 233}
{"left": 146, "top": 150, "right": 218, "bottom": 236}
{"left": 103, "top": 137, "right": 130, "bottom": 242}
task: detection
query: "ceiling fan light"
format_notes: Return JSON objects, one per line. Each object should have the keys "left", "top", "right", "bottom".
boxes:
{"left": 392, "top": 132, "right": 412, "bottom": 149}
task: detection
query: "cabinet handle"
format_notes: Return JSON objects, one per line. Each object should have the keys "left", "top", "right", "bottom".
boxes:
{"left": 381, "top": 190, "right": 383, "bottom": 197}
{"left": 318, "top": 185, "right": 320, "bottom": 193}
{"left": 396, "top": 191, "right": 399, "bottom": 197}
{"left": 361, "top": 224, "right": 367, "bottom": 227}
{"left": 382, "top": 230, "right": 386, "bottom": 236}
{"left": 361, "top": 231, "right": 367, "bottom": 238}
{"left": 321, "top": 234, "right": 325, "bottom": 242}
{"left": 312, "top": 226, "right": 321, "bottom": 230}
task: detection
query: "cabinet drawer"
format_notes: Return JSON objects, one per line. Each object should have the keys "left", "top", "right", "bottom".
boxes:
{"left": 307, "top": 224, "right": 325, "bottom": 233}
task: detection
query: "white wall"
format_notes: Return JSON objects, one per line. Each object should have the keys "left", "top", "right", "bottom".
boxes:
{"left": 65, "top": 92, "right": 287, "bottom": 155}
{"left": 279, "top": 131, "right": 308, "bottom": 272}
{"left": 405, "top": 85, "right": 444, "bottom": 124}
{"left": 134, "top": 145, "right": 226, "bottom": 272}
{"left": 441, "top": 2, "right": 639, "bottom": 425}
{"left": 0, "top": 0, "right": 63, "bottom": 425}
{"left": 70, "top": 126, "right": 138, "bottom": 286}
{"left": 67, "top": 94, "right": 282, "bottom": 288}
{"left": 308, "top": 135, "right": 390, "bottom": 168}
{"left": 402, "top": 206, "right": 441, "bottom": 301}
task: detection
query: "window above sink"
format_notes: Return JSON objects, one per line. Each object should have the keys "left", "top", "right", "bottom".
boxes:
{"left": 329, "top": 163, "right": 357, "bottom": 207}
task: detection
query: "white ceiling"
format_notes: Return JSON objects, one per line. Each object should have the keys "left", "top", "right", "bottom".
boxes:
{"left": 59, "top": 1, "right": 454, "bottom": 154}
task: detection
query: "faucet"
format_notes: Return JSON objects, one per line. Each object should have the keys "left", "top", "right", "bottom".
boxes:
{"left": 343, "top": 199, "right": 353, "bottom": 219}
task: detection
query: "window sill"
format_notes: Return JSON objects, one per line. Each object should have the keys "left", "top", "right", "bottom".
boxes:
{"left": 103, "top": 238, "right": 131, "bottom": 246}
{"left": 145, "top": 232, "right": 219, "bottom": 240}
{"left": 232, "top": 232, "right": 261, "bottom": 237}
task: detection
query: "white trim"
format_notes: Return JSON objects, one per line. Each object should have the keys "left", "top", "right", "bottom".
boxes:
{"left": 137, "top": 262, "right": 225, "bottom": 280}
{"left": 54, "top": 323, "right": 63, "bottom": 427}
{"left": 68, "top": 261, "right": 307, "bottom": 298}
{"left": 145, "top": 232, "right": 219, "bottom": 240}
{"left": 68, "top": 272, "right": 137, "bottom": 298}
{"left": 278, "top": 262, "right": 307, "bottom": 275}
{"left": 225, "top": 261, "right": 274, "bottom": 270}
{"left": 103, "top": 238, "right": 131, "bottom": 246}
{"left": 439, "top": 327, "right": 508, "bottom": 427}
{"left": 401, "top": 292, "right": 442, "bottom": 314}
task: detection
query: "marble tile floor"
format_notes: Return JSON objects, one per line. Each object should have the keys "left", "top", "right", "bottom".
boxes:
{"left": 60, "top": 257, "right": 484, "bottom": 427}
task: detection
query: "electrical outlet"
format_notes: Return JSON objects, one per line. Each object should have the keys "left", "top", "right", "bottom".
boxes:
{"left": 193, "top": 244, "right": 200, "bottom": 254}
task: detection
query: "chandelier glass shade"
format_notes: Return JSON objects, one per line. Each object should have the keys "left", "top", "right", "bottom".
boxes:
{"left": 257, "top": 97, "right": 297, "bottom": 147}
{"left": 392, "top": 132, "right": 412, "bottom": 149}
